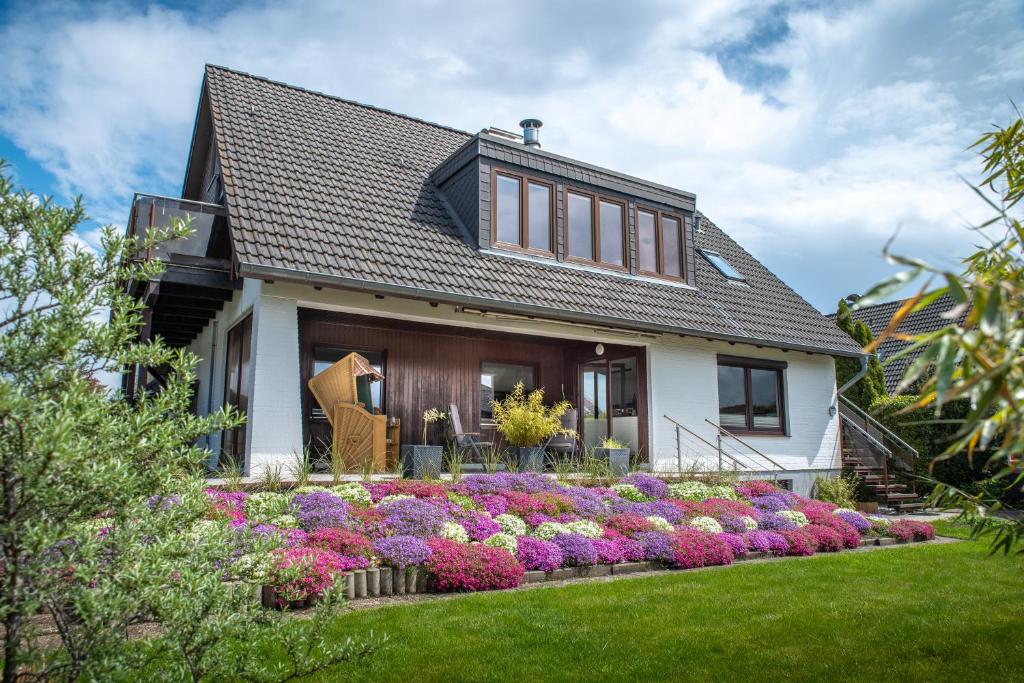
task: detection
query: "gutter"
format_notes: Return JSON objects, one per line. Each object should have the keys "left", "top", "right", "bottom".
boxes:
{"left": 238, "top": 262, "right": 865, "bottom": 359}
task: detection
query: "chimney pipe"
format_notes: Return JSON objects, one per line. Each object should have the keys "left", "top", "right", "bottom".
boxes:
{"left": 520, "top": 118, "right": 542, "bottom": 148}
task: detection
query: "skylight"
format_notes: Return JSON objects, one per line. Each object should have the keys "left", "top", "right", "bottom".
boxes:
{"left": 700, "top": 249, "right": 744, "bottom": 281}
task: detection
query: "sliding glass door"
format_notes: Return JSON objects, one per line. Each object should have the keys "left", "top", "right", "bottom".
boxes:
{"left": 580, "top": 356, "right": 639, "bottom": 451}
{"left": 581, "top": 362, "right": 609, "bottom": 447}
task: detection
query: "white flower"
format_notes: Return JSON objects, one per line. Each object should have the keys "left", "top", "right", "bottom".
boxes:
{"left": 378, "top": 494, "right": 415, "bottom": 505}
{"left": 689, "top": 516, "right": 723, "bottom": 533}
{"left": 439, "top": 521, "right": 470, "bottom": 543}
{"left": 612, "top": 483, "right": 651, "bottom": 502}
{"left": 646, "top": 515, "right": 674, "bottom": 532}
{"left": 832, "top": 507, "right": 858, "bottom": 516}
{"left": 706, "top": 485, "right": 738, "bottom": 501}
{"left": 778, "top": 510, "right": 809, "bottom": 527}
{"left": 741, "top": 516, "right": 758, "bottom": 531}
{"left": 495, "top": 514, "right": 528, "bottom": 537}
{"left": 532, "top": 521, "right": 569, "bottom": 540}
{"left": 668, "top": 481, "right": 711, "bottom": 501}
{"left": 331, "top": 483, "right": 372, "bottom": 506}
{"left": 483, "top": 533, "right": 518, "bottom": 555}
{"left": 565, "top": 519, "right": 604, "bottom": 539}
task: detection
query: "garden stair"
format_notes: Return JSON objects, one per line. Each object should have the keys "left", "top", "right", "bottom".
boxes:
{"left": 838, "top": 398, "right": 926, "bottom": 512}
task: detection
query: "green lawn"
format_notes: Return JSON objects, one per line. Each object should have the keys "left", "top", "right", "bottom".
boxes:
{"left": 300, "top": 536, "right": 1023, "bottom": 682}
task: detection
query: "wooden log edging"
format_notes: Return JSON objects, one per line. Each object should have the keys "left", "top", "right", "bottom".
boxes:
{"left": 268, "top": 536, "right": 933, "bottom": 608}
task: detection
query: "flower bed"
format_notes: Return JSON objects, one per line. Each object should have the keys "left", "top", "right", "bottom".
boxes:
{"left": 196, "top": 476, "right": 934, "bottom": 606}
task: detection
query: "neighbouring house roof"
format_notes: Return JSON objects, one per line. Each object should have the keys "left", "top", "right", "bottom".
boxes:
{"left": 194, "top": 64, "right": 862, "bottom": 357}
{"left": 828, "top": 294, "right": 967, "bottom": 393}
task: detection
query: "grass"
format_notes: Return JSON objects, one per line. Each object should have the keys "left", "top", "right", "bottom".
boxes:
{"left": 287, "top": 537, "right": 1024, "bottom": 682}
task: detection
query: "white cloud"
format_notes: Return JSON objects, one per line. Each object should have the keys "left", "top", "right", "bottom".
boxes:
{"left": 0, "top": 0, "right": 1020, "bottom": 311}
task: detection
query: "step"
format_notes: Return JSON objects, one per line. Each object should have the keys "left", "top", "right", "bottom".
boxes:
{"left": 880, "top": 493, "right": 920, "bottom": 500}
{"left": 896, "top": 502, "right": 928, "bottom": 510}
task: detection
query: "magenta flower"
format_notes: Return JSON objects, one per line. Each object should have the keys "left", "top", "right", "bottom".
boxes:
{"left": 516, "top": 537, "right": 563, "bottom": 572}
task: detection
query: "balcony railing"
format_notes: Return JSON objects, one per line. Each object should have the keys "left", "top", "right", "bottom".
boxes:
{"left": 127, "top": 193, "right": 230, "bottom": 264}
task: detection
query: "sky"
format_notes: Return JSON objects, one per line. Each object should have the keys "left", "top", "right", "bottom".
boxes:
{"left": 0, "top": 0, "right": 1021, "bottom": 313}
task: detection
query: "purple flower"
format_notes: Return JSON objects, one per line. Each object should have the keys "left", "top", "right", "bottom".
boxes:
{"left": 591, "top": 537, "right": 623, "bottom": 564}
{"left": 717, "top": 532, "right": 748, "bottom": 557}
{"left": 744, "top": 530, "right": 788, "bottom": 556}
{"left": 622, "top": 473, "right": 669, "bottom": 500}
{"left": 459, "top": 473, "right": 561, "bottom": 495}
{"left": 635, "top": 531, "right": 676, "bottom": 564}
{"left": 558, "top": 487, "right": 609, "bottom": 518}
{"left": 749, "top": 494, "right": 791, "bottom": 513}
{"left": 551, "top": 533, "right": 597, "bottom": 567}
{"left": 472, "top": 494, "right": 509, "bottom": 517}
{"left": 756, "top": 511, "right": 797, "bottom": 531}
{"left": 835, "top": 510, "right": 870, "bottom": 533}
{"left": 607, "top": 499, "right": 649, "bottom": 516}
{"left": 717, "top": 514, "right": 749, "bottom": 534}
{"left": 290, "top": 492, "right": 351, "bottom": 531}
{"left": 613, "top": 536, "right": 645, "bottom": 562}
{"left": 644, "top": 500, "right": 688, "bottom": 525}
{"left": 373, "top": 535, "right": 432, "bottom": 568}
{"left": 459, "top": 513, "right": 502, "bottom": 542}
{"left": 378, "top": 498, "right": 450, "bottom": 537}
{"left": 516, "top": 537, "right": 563, "bottom": 572}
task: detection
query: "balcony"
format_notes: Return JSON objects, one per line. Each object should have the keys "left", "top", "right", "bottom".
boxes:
{"left": 126, "top": 194, "right": 239, "bottom": 348}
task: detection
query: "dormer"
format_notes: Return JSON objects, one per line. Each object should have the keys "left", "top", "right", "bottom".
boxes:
{"left": 431, "top": 120, "right": 698, "bottom": 287}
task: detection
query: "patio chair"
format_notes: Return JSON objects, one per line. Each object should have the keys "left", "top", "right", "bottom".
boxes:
{"left": 448, "top": 404, "right": 494, "bottom": 465}
{"left": 544, "top": 408, "right": 580, "bottom": 464}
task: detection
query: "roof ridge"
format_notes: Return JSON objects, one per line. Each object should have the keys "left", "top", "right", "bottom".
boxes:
{"left": 204, "top": 64, "right": 474, "bottom": 139}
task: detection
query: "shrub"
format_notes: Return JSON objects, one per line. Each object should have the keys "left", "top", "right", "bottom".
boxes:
{"left": 612, "top": 483, "right": 651, "bottom": 502}
{"left": 565, "top": 519, "right": 604, "bottom": 539}
{"left": 378, "top": 498, "right": 449, "bottom": 537}
{"left": 246, "top": 492, "right": 289, "bottom": 523}
{"left": 372, "top": 535, "right": 432, "bottom": 568}
{"left": 606, "top": 514, "right": 653, "bottom": 536}
{"left": 330, "top": 483, "right": 373, "bottom": 506}
{"left": 269, "top": 547, "right": 347, "bottom": 605}
{"left": 735, "top": 480, "right": 780, "bottom": 498}
{"left": 803, "top": 524, "right": 844, "bottom": 552}
{"left": 745, "top": 530, "right": 789, "bottom": 556}
{"left": 307, "top": 528, "right": 372, "bottom": 557}
{"left": 439, "top": 521, "right": 470, "bottom": 543}
{"left": 689, "top": 516, "right": 724, "bottom": 534}
{"left": 889, "top": 519, "right": 935, "bottom": 542}
{"left": 495, "top": 513, "right": 528, "bottom": 537}
{"left": 779, "top": 529, "right": 816, "bottom": 556}
{"left": 756, "top": 511, "right": 797, "bottom": 532}
{"left": 290, "top": 492, "right": 351, "bottom": 531}
{"left": 778, "top": 510, "right": 809, "bottom": 527}
{"left": 532, "top": 521, "right": 570, "bottom": 540}
{"left": 635, "top": 532, "right": 676, "bottom": 564}
{"left": 668, "top": 481, "right": 711, "bottom": 501}
{"left": 813, "top": 474, "right": 858, "bottom": 508}
{"left": 458, "top": 513, "right": 501, "bottom": 541}
{"left": 748, "top": 494, "right": 791, "bottom": 513}
{"left": 483, "top": 532, "right": 518, "bottom": 555}
{"left": 551, "top": 533, "right": 597, "bottom": 567}
{"left": 426, "top": 539, "right": 524, "bottom": 591}
{"left": 590, "top": 537, "right": 624, "bottom": 564}
{"left": 614, "top": 536, "right": 645, "bottom": 562}
{"left": 490, "top": 382, "right": 571, "bottom": 447}
{"left": 515, "top": 537, "right": 563, "bottom": 572}
{"left": 621, "top": 474, "right": 669, "bottom": 500}
{"left": 717, "top": 532, "right": 748, "bottom": 558}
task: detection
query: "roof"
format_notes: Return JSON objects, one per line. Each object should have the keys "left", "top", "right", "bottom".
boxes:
{"left": 199, "top": 65, "right": 862, "bottom": 357}
{"left": 828, "top": 294, "right": 967, "bottom": 392}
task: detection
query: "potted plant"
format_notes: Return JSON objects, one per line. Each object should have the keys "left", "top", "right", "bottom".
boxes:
{"left": 401, "top": 408, "right": 447, "bottom": 478}
{"left": 490, "top": 382, "right": 571, "bottom": 472}
{"left": 593, "top": 437, "right": 630, "bottom": 475}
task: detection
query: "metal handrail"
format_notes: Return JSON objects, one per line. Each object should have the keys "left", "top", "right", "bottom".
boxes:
{"left": 838, "top": 412, "right": 891, "bottom": 456}
{"left": 838, "top": 395, "right": 918, "bottom": 460}
{"left": 704, "top": 418, "right": 788, "bottom": 472}
{"left": 662, "top": 415, "right": 756, "bottom": 473}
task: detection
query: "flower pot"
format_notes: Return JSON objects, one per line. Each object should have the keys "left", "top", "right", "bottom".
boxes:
{"left": 401, "top": 445, "right": 443, "bottom": 479}
{"left": 856, "top": 501, "right": 879, "bottom": 513}
{"left": 517, "top": 447, "right": 545, "bottom": 472}
{"left": 593, "top": 447, "right": 630, "bottom": 475}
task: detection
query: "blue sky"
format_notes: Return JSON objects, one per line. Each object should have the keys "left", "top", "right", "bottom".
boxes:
{"left": 1, "top": 0, "right": 1022, "bottom": 312}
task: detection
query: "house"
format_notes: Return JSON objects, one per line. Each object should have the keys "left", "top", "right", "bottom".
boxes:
{"left": 829, "top": 294, "right": 967, "bottom": 394}
{"left": 124, "top": 65, "right": 863, "bottom": 496}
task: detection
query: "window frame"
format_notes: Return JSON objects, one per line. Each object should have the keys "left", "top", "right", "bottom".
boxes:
{"left": 716, "top": 354, "right": 787, "bottom": 436}
{"left": 222, "top": 313, "right": 253, "bottom": 467}
{"left": 699, "top": 248, "right": 745, "bottom": 281}
{"left": 480, "top": 359, "right": 539, "bottom": 425}
{"left": 491, "top": 169, "right": 556, "bottom": 258}
{"left": 563, "top": 187, "right": 629, "bottom": 272}
{"left": 635, "top": 205, "right": 687, "bottom": 281}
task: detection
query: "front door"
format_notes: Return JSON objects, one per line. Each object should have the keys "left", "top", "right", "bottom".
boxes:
{"left": 581, "top": 361, "right": 609, "bottom": 447}
{"left": 579, "top": 356, "right": 640, "bottom": 452}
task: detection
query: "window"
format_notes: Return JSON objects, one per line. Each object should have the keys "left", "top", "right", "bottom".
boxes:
{"left": 222, "top": 314, "right": 253, "bottom": 466}
{"left": 480, "top": 361, "right": 535, "bottom": 422}
{"left": 700, "top": 249, "right": 745, "bottom": 280}
{"left": 312, "top": 347, "right": 385, "bottom": 416}
{"left": 716, "top": 355, "right": 786, "bottom": 434}
{"left": 493, "top": 171, "right": 554, "bottom": 255}
{"left": 565, "top": 189, "right": 627, "bottom": 270}
{"left": 636, "top": 207, "right": 686, "bottom": 280}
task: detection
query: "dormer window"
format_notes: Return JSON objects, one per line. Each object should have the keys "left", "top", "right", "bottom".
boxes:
{"left": 637, "top": 207, "right": 685, "bottom": 280}
{"left": 494, "top": 171, "right": 554, "bottom": 256}
{"left": 565, "top": 189, "right": 627, "bottom": 271}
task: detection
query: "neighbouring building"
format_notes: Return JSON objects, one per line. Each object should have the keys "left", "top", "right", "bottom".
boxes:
{"left": 124, "top": 66, "right": 864, "bottom": 496}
